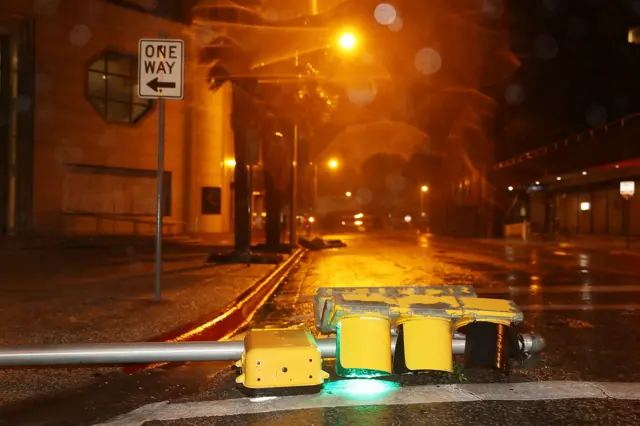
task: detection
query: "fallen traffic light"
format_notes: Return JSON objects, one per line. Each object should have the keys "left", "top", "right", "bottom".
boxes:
{"left": 336, "top": 314, "right": 392, "bottom": 378}
{"left": 235, "top": 328, "right": 330, "bottom": 395}
{"left": 315, "top": 286, "right": 525, "bottom": 376}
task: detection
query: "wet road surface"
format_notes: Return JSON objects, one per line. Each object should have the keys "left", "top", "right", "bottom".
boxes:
{"left": 3, "top": 232, "right": 640, "bottom": 425}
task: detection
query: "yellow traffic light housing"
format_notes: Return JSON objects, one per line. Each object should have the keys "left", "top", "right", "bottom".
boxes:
{"left": 235, "top": 328, "right": 330, "bottom": 395}
{"left": 394, "top": 315, "right": 453, "bottom": 373}
{"left": 336, "top": 314, "right": 392, "bottom": 378}
{"left": 315, "top": 286, "right": 524, "bottom": 376}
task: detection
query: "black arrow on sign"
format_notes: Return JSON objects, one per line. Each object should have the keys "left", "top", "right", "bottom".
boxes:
{"left": 146, "top": 77, "right": 176, "bottom": 92}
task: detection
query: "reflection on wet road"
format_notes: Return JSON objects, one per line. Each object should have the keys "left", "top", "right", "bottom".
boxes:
{"left": 5, "top": 232, "right": 640, "bottom": 425}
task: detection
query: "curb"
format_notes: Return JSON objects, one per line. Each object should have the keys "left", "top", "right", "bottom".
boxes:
{"left": 124, "top": 248, "right": 306, "bottom": 371}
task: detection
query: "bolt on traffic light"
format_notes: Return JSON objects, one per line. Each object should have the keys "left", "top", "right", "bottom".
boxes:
{"left": 336, "top": 314, "right": 392, "bottom": 378}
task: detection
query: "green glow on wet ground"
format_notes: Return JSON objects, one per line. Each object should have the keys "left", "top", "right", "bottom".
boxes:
{"left": 322, "top": 379, "right": 400, "bottom": 400}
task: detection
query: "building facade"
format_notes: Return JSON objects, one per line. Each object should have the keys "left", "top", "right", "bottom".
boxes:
{"left": 492, "top": 113, "right": 640, "bottom": 238}
{"left": 0, "top": 0, "right": 236, "bottom": 236}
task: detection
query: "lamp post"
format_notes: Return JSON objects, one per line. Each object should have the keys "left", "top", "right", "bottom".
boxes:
{"left": 311, "top": 159, "right": 339, "bottom": 214}
{"left": 290, "top": 30, "right": 358, "bottom": 245}
{"left": 420, "top": 185, "right": 429, "bottom": 216}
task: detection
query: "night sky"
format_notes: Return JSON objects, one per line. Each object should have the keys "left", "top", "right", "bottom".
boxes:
{"left": 498, "top": 0, "right": 640, "bottom": 160}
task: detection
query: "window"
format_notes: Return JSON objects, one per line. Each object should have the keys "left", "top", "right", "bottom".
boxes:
{"left": 86, "top": 51, "right": 153, "bottom": 124}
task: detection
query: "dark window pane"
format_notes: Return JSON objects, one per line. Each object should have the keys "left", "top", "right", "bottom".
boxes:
{"left": 132, "top": 103, "right": 151, "bottom": 122}
{"left": 106, "top": 102, "right": 131, "bottom": 123}
{"left": 88, "top": 57, "right": 106, "bottom": 72}
{"left": 87, "top": 71, "right": 105, "bottom": 98}
{"left": 89, "top": 98, "right": 106, "bottom": 116}
{"left": 107, "top": 55, "right": 133, "bottom": 76}
{"left": 107, "top": 75, "right": 131, "bottom": 102}
{"left": 86, "top": 51, "right": 153, "bottom": 124}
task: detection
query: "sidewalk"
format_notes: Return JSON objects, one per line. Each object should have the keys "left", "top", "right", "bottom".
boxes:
{"left": 0, "top": 231, "right": 243, "bottom": 253}
{"left": 476, "top": 234, "right": 640, "bottom": 256}
{"left": 0, "top": 235, "right": 280, "bottom": 407}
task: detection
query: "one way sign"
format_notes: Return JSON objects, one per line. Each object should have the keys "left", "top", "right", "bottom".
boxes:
{"left": 138, "top": 38, "right": 184, "bottom": 99}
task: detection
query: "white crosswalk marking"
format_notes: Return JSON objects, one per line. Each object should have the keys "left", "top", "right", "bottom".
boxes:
{"left": 97, "top": 381, "right": 640, "bottom": 426}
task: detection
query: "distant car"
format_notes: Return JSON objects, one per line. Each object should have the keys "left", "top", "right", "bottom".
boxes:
{"left": 340, "top": 212, "right": 372, "bottom": 231}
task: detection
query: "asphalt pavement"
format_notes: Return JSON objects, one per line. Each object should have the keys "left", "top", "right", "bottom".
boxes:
{"left": 2, "top": 231, "right": 640, "bottom": 425}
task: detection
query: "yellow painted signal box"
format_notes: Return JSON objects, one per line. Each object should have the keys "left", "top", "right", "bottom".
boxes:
{"left": 235, "top": 329, "right": 330, "bottom": 394}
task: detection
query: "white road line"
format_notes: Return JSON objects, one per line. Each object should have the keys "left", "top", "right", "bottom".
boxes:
{"left": 96, "top": 381, "right": 640, "bottom": 426}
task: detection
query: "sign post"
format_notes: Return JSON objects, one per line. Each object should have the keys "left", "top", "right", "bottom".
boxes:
{"left": 246, "top": 129, "right": 259, "bottom": 266}
{"left": 138, "top": 37, "right": 184, "bottom": 303}
{"left": 620, "top": 181, "right": 635, "bottom": 250}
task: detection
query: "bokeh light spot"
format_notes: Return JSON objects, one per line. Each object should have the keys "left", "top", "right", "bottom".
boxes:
{"left": 347, "top": 82, "right": 377, "bottom": 105}
{"left": 15, "top": 95, "right": 32, "bottom": 114}
{"left": 355, "top": 188, "right": 373, "bottom": 205}
{"left": 388, "top": 15, "right": 404, "bottom": 32}
{"left": 374, "top": 3, "right": 397, "bottom": 25}
{"left": 483, "top": 0, "right": 505, "bottom": 19}
{"left": 504, "top": 84, "right": 525, "bottom": 105}
{"left": 69, "top": 25, "right": 92, "bottom": 46}
{"left": 414, "top": 47, "right": 442, "bottom": 75}
{"left": 194, "top": 25, "right": 215, "bottom": 46}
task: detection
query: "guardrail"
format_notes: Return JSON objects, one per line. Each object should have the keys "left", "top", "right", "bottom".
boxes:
{"left": 61, "top": 211, "right": 187, "bottom": 236}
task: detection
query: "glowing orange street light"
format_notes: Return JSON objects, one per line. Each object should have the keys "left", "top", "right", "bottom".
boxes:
{"left": 338, "top": 32, "right": 357, "bottom": 50}
{"left": 328, "top": 159, "right": 339, "bottom": 169}
{"left": 420, "top": 185, "right": 428, "bottom": 217}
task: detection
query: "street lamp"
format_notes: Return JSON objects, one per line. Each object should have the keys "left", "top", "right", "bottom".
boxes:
{"left": 311, "top": 159, "right": 340, "bottom": 214}
{"left": 346, "top": 191, "right": 352, "bottom": 197}
{"left": 338, "top": 32, "right": 357, "bottom": 51}
{"left": 420, "top": 185, "right": 428, "bottom": 218}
